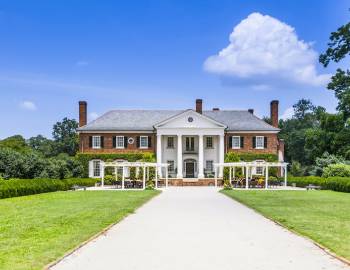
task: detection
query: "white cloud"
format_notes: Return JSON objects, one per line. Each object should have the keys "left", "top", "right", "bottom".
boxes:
{"left": 89, "top": 112, "right": 99, "bottom": 121}
{"left": 280, "top": 107, "right": 294, "bottom": 120}
{"left": 204, "top": 12, "right": 331, "bottom": 87}
{"left": 19, "top": 100, "right": 37, "bottom": 111}
{"left": 76, "top": 60, "right": 89, "bottom": 67}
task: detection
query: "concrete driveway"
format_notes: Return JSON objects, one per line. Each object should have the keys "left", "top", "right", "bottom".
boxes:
{"left": 52, "top": 187, "right": 348, "bottom": 270}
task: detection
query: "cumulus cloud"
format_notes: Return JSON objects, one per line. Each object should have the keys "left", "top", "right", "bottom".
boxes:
{"left": 204, "top": 12, "right": 331, "bottom": 87}
{"left": 89, "top": 112, "right": 99, "bottom": 121}
{"left": 19, "top": 100, "right": 37, "bottom": 111}
{"left": 280, "top": 107, "right": 294, "bottom": 120}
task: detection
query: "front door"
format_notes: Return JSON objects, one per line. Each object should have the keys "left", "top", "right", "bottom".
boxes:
{"left": 185, "top": 162, "right": 195, "bottom": 178}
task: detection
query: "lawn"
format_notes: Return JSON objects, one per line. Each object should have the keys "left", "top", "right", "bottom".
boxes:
{"left": 221, "top": 190, "right": 350, "bottom": 261}
{"left": 0, "top": 190, "right": 160, "bottom": 270}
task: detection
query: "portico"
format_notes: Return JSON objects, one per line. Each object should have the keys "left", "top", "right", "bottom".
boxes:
{"left": 154, "top": 109, "right": 226, "bottom": 180}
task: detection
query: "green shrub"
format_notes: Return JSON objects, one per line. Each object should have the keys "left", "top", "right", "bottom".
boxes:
{"left": 322, "top": 163, "right": 350, "bottom": 177}
{"left": 145, "top": 180, "right": 155, "bottom": 190}
{"left": 0, "top": 178, "right": 97, "bottom": 199}
{"left": 287, "top": 176, "right": 350, "bottom": 193}
{"left": 103, "top": 175, "right": 115, "bottom": 185}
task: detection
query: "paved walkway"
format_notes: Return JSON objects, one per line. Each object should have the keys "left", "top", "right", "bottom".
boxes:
{"left": 52, "top": 188, "right": 348, "bottom": 270}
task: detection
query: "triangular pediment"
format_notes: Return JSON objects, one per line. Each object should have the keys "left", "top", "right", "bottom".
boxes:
{"left": 154, "top": 109, "right": 226, "bottom": 129}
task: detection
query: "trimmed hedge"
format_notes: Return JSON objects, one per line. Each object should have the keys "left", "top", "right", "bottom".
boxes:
{"left": 287, "top": 176, "right": 350, "bottom": 193}
{"left": 0, "top": 178, "right": 97, "bottom": 199}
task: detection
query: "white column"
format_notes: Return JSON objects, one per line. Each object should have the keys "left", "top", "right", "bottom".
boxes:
{"left": 165, "top": 166, "right": 168, "bottom": 188}
{"left": 155, "top": 165, "right": 158, "bottom": 189}
{"left": 245, "top": 166, "right": 249, "bottom": 189}
{"left": 156, "top": 135, "right": 162, "bottom": 178}
{"left": 122, "top": 166, "right": 125, "bottom": 189}
{"left": 142, "top": 166, "right": 146, "bottom": 190}
{"left": 218, "top": 135, "right": 225, "bottom": 177}
{"left": 284, "top": 165, "right": 287, "bottom": 187}
{"left": 198, "top": 135, "right": 204, "bottom": 178}
{"left": 214, "top": 166, "right": 218, "bottom": 187}
{"left": 265, "top": 165, "right": 269, "bottom": 189}
{"left": 101, "top": 163, "right": 105, "bottom": 187}
{"left": 177, "top": 134, "right": 183, "bottom": 178}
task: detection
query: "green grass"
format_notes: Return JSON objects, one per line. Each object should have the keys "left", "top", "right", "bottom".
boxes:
{"left": 0, "top": 190, "right": 160, "bottom": 270}
{"left": 221, "top": 190, "right": 350, "bottom": 260}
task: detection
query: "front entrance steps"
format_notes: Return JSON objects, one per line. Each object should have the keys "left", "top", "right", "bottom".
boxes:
{"left": 160, "top": 178, "right": 224, "bottom": 186}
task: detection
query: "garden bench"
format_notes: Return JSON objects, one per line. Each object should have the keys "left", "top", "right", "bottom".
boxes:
{"left": 71, "top": 185, "right": 87, "bottom": 191}
{"left": 306, "top": 184, "right": 321, "bottom": 190}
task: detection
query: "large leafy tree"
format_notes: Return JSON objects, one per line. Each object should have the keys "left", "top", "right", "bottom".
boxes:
{"left": 28, "top": 135, "right": 57, "bottom": 157}
{"left": 320, "top": 22, "right": 350, "bottom": 119}
{"left": 52, "top": 118, "right": 79, "bottom": 156}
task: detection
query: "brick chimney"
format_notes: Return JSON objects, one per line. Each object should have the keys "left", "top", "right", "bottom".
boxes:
{"left": 196, "top": 99, "right": 202, "bottom": 114}
{"left": 270, "top": 100, "right": 279, "bottom": 128}
{"left": 248, "top": 109, "right": 254, "bottom": 114}
{"left": 79, "top": 101, "right": 87, "bottom": 127}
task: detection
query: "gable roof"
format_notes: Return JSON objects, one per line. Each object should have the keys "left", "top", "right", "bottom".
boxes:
{"left": 77, "top": 109, "right": 279, "bottom": 132}
{"left": 154, "top": 109, "right": 227, "bottom": 128}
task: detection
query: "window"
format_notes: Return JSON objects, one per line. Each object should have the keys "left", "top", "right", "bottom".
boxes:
{"left": 256, "top": 136, "right": 264, "bottom": 149}
{"left": 140, "top": 136, "right": 148, "bottom": 148}
{"left": 206, "top": 160, "right": 214, "bottom": 172}
{"left": 116, "top": 136, "right": 125, "bottom": 148}
{"left": 206, "top": 137, "right": 213, "bottom": 148}
{"left": 93, "top": 160, "right": 101, "bottom": 177}
{"left": 232, "top": 136, "right": 240, "bottom": 149}
{"left": 167, "top": 137, "right": 174, "bottom": 148}
{"left": 255, "top": 166, "right": 263, "bottom": 175}
{"left": 185, "top": 137, "right": 194, "bottom": 151}
{"left": 92, "top": 136, "right": 101, "bottom": 149}
{"left": 167, "top": 160, "right": 175, "bottom": 172}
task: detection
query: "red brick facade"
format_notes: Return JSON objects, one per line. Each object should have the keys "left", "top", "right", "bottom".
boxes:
{"left": 79, "top": 133, "right": 156, "bottom": 153}
{"left": 225, "top": 133, "right": 278, "bottom": 154}
{"left": 79, "top": 132, "right": 278, "bottom": 156}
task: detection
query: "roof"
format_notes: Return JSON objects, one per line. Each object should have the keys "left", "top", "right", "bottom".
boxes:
{"left": 77, "top": 109, "right": 279, "bottom": 132}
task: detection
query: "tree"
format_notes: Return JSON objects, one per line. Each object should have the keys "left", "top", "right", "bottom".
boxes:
{"left": 0, "top": 135, "right": 31, "bottom": 153}
{"left": 52, "top": 118, "right": 79, "bottom": 156}
{"left": 320, "top": 21, "right": 350, "bottom": 119}
{"left": 293, "top": 99, "right": 316, "bottom": 120}
{"left": 28, "top": 135, "right": 56, "bottom": 157}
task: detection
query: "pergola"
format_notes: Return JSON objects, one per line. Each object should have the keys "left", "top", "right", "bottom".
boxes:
{"left": 101, "top": 161, "right": 169, "bottom": 189}
{"left": 214, "top": 161, "right": 288, "bottom": 189}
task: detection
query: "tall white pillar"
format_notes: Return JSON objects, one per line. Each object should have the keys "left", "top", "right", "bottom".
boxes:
{"left": 284, "top": 165, "right": 287, "bottom": 187}
{"left": 156, "top": 135, "right": 162, "bottom": 177}
{"left": 177, "top": 134, "right": 183, "bottom": 178}
{"left": 198, "top": 135, "right": 204, "bottom": 178}
{"left": 219, "top": 135, "right": 225, "bottom": 177}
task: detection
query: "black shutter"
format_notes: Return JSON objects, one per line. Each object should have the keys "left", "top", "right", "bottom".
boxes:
{"left": 252, "top": 136, "right": 256, "bottom": 149}
{"left": 228, "top": 136, "right": 232, "bottom": 148}
{"left": 89, "top": 136, "right": 92, "bottom": 147}
{"left": 264, "top": 137, "right": 267, "bottom": 148}
{"left": 240, "top": 136, "right": 244, "bottom": 149}
{"left": 136, "top": 136, "right": 140, "bottom": 148}
{"left": 124, "top": 136, "right": 128, "bottom": 148}
{"left": 148, "top": 136, "right": 152, "bottom": 147}
{"left": 100, "top": 136, "right": 104, "bottom": 148}
{"left": 186, "top": 137, "right": 189, "bottom": 150}
{"left": 112, "top": 136, "right": 116, "bottom": 148}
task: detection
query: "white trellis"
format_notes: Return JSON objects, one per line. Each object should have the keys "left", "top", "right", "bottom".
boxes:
{"left": 214, "top": 161, "right": 288, "bottom": 189}
{"left": 101, "top": 161, "right": 169, "bottom": 190}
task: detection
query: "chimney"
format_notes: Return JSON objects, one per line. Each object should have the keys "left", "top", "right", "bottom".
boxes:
{"left": 196, "top": 99, "right": 202, "bottom": 114}
{"left": 79, "top": 101, "right": 87, "bottom": 127}
{"left": 212, "top": 108, "right": 220, "bottom": 111}
{"left": 248, "top": 109, "right": 254, "bottom": 114}
{"left": 270, "top": 100, "right": 279, "bottom": 128}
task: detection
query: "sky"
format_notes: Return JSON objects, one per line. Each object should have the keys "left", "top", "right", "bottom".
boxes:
{"left": 0, "top": 0, "right": 348, "bottom": 139}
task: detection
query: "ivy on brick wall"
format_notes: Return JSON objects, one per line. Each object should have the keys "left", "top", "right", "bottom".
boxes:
{"left": 225, "top": 152, "right": 278, "bottom": 162}
{"left": 75, "top": 152, "right": 156, "bottom": 177}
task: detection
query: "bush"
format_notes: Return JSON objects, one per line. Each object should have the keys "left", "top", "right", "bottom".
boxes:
{"left": 0, "top": 178, "right": 97, "bottom": 199}
{"left": 287, "top": 176, "right": 350, "bottom": 193}
{"left": 103, "top": 175, "right": 115, "bottom": 185}
{"left": 322, "top": 163, "right": 350, "bottom": 177}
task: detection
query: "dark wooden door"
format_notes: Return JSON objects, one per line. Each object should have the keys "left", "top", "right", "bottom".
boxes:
{"left": 185, "top": 162, "right": 195, "bottom": 178}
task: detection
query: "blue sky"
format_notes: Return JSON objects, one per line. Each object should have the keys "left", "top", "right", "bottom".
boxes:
{"left": 0, "top": 0, "right": 348, "bottom": 139}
